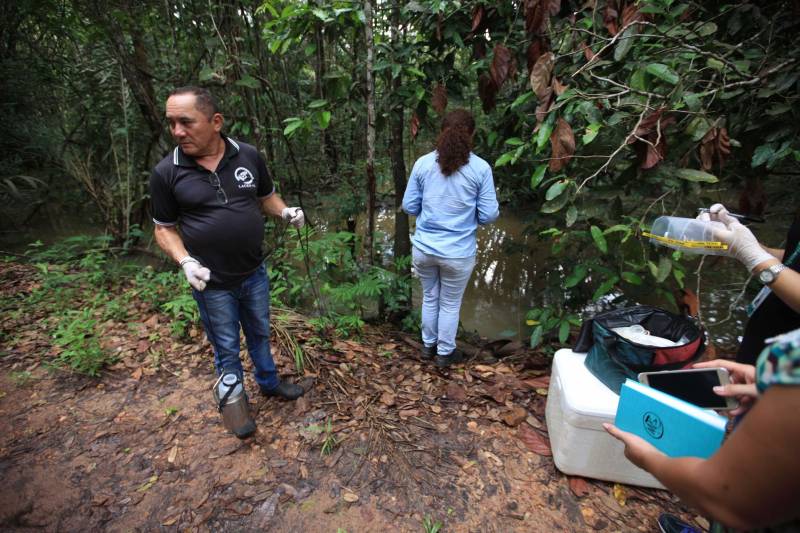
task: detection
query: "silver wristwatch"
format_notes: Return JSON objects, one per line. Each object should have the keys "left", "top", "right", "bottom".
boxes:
{"left": 758, "top": 263, "right": 787, "bottom": 285}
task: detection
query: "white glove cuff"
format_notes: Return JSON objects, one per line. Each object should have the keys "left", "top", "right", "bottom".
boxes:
{"left": 179, "top": 256, "right": 200, "bottom": 267}
{"left": 742, "top": 248, "right": 776, "bottom": 273}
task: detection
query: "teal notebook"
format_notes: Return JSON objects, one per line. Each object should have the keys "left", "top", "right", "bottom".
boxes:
{"left": 615, "top": 379, "right": 727, "bottom": 459}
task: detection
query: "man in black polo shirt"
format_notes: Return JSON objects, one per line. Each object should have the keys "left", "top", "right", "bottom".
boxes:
{"left": 150, "top": 86, "right": 305, "bottom": 409}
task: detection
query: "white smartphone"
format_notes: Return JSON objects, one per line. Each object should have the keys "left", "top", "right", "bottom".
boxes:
{"left": 637, "top": 367, "right": 739, "bottom": 410}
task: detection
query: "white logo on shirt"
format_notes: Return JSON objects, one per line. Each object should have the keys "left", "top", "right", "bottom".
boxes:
{"left": 234, "top": 167, "right": 255, "bottom": 188}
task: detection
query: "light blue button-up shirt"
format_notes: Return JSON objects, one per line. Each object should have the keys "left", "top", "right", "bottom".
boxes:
{"left": 402, "top": 150, "right": 499, "bottom": 258}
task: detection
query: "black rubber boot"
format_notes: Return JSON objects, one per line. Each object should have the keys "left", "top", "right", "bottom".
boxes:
{"left": 260, "top": 381, "right": 305, "bottom": 400}
{"left": 435, "top": 349, "right": 465, "bottom": 368}
{"left": 233, "top": 419, "right": 257, "bottom": 439}
{"left": 421, "top": 344, "right": 436, "bottom": 360}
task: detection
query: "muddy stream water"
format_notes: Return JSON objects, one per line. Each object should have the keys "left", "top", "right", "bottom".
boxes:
{"left": 341, "top": 204, "right": 790, "bottom": 351}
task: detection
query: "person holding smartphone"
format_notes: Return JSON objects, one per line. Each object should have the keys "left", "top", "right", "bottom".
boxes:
{"left": 697, "top": 205, "right": 800, "bottom": 364}
{"left": 604, "top": 328, "right": 800, "bottom": 531}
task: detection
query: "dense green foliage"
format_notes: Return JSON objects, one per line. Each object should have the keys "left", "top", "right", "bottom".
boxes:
{"left": 3, "top": 1, "right": 798, "bottom": 352}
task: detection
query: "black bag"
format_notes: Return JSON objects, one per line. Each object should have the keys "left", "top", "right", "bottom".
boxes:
{"left": 574, "top": 305, "right": 705, "bottom": 394}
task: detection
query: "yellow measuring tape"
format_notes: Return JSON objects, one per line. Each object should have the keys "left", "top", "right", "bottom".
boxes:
{"left": 642, "top": 232, "right": 729, "bottom": 250}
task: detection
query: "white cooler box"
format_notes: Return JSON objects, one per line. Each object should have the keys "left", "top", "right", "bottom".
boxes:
{"left": 545, "top": 348, "right": 664, "bottom": 489}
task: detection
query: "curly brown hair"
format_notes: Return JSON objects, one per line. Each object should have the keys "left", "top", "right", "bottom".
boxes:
{"left": 435, "top": 109, "right": 475, "bottom": 176}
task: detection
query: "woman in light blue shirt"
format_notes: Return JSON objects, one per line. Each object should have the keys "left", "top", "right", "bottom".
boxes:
{"left": 402, "top": 109, "right": 499, "bottom": 367}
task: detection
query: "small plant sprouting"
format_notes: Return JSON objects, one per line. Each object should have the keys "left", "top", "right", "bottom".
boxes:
{"left": 164, "top": 407, "right": 178, "bottom": 417}
{"left": 422, "top": 516, "right": 443, "bottom": 533}
{"left": 10, "top": 370, "right": 33, "bottom": 387}
{"left": 320, "top": 418, "right": 338, "bottom": 457}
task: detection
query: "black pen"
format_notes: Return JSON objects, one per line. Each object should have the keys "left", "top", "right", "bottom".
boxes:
{"left": 696, "top": 208, "right": 765, "bottom": 224}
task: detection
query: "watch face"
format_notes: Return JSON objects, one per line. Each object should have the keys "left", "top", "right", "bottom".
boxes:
{"left": 759, "top": 268, "right": 775, "bottom": 284}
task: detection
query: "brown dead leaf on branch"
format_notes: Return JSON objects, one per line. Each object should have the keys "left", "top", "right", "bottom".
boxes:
{"left": 524, "top": 0, "right": 547, "bottom": 34}
{"left": 626, "top": 108, "right": 676, "bottom": 170}
{"left": 478, "top": 73, "right": 497, "bottom": 112}
{"left": 470, "top": 5, "right": 484, "bottom": 33}
{"left": 517, "top": 424, "right": 552, "bottom": 456}
{"left": 699, "top": 127, "right": 731, "bottom": 172}
{"left": 525, "top": 0, "right": 560, "bottom": 34}
{"left": 621, "top": 3, "right": 645, "bottom": 26}
{"left": 490, "top": 44, "right": 514, "bottom": 90}
{"left": 530, "top": 52, "right": 555, "bottom": 124}
{"left": 580, "top": 41, "right": 596, "bottom": 61}
{"left": 530, "top": 52, "right": 554, "bottom": 102}
{"left": 550, "top": 118, "right": 575, "bottom": 171}
{"left": 409, "top": 112, "right": 420, "bottom": 139}
{"left": 431, "top": 84, "right": 448, "bottom": 115}
{"left": 604, "top": 1, "right": 619, "bottom": 35}
{"left": 603, "top": 1, "right": 647, "bottom": 38}
{"left": 526, "top": 38, "right": 548, "bottom": 72}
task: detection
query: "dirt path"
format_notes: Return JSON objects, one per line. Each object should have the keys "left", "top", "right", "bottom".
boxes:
{"left": 0, "top": 262, "right": 705, "bottom": 532}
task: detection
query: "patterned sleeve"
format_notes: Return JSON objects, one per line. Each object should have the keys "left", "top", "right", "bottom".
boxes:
{"left": 756, "top": 327, "right": 800, "bottom": 392}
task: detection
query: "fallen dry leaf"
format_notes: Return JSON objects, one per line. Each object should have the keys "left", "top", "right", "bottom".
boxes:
{"left": 379, "top": 392, "right": 396, "bottom": 406}
{"left": 342, "top": 492, "right": 359, "bottom": 503}
{"left": 517, "top": 424, "right": 552, "bottom": 456}
{"left": 167, "top": 445, "right": 178, "bottom": 464}
{"left": 568, "top": 476, "right": 591, "bottom": 497}
{"left": 501, "top": 406, "right": 528, "bottom": 427}
{"left": 523, "top": 376, "right": 550, "bottom": 389}
{"left": 613, "top": 483, "right": 627, "bottom": 506}
{"left": 162, "top": 514, "right": 180, "bottom": 526}
{"left": 399, "top": 409, "right": 420, "bottom": 419}
{"left": 445, "top": 383, "right": 468, "bottom": 402}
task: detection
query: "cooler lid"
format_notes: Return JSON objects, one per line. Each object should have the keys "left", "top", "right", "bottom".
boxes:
{"left": 553, "top": 348, "right": 619, "bottom": 419}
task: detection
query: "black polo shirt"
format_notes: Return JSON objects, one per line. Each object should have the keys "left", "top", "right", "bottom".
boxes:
{"left": 149, "top": 135, "right": 275, "bottom": 289}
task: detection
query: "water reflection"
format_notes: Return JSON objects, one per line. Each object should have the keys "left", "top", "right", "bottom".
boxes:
{"left": 365, "top": 206, "right": 758, "bottom": 349}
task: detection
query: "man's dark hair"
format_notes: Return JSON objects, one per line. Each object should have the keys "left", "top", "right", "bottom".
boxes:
{"left": 168, "top": 86, "right": 220, "bottom": 119}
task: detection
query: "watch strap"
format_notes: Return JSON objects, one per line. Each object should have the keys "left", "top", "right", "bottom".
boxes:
{"left": 761, "top": 263, "right": 787, "bottom": 284}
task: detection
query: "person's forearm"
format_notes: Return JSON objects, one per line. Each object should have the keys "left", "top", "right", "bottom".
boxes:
{"left": 644, "top": 454, "right": 736, "bottom": 525}
{"left": 260, "top": 193, "right": 288, "bottom": 219}
{"left": 644, "top": 455, "right": 750, "bottom": 528}
{"left": 752, "top": 257, "right": 800, "bottom": 313}
{"left": 154, "top": 225, "right": 189, "bottom": 264}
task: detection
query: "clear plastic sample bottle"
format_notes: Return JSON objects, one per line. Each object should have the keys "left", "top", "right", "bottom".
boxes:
{"left": 646, "top": 216, "right": 729, "bottom": 255}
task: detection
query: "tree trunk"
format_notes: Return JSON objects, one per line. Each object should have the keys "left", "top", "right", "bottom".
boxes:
{"left": 313, "top": 2, "right": 339, "bottom": 178}
{"left": 364, "top": 0, "right": 376, "bottom": 265}
{"left": 389, "top": 0, "right": 411, "bottom": 318}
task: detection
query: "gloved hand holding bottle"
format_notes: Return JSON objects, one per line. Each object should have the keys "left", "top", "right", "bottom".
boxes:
{"left": 281, "top": 207, "right": 305, "bottom": 228}
{"left": 696, "top": 203, "right": 774, "bottom": 272}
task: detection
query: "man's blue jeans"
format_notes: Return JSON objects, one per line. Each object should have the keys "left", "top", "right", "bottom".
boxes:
{"left": 192, "top": 264, "right": 280, "bottom": 390}
{"left": 412, "top": 246, "right": 476, "bottom": 356}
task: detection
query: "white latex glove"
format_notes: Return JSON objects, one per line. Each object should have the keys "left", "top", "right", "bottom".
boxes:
{"left": 179, "top": 256, "right": 211, "bottom": 291}
{"left": 281, "top": 207, "right": 305, "bottom": 228}
{"left": 696, "top": 203, "right": 773, "bottom": 271}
